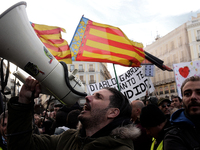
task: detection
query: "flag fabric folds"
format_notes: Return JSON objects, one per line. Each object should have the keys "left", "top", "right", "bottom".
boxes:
{"left": 70, "top": 16, "right": 145, "bottom": 67}
{"left": 31, "top": 23, "right": 72, "bottom": 64}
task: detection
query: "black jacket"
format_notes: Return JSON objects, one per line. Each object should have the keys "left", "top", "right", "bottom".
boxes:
{"left": 164, "top": 109, "right": 200, "bottom": 150}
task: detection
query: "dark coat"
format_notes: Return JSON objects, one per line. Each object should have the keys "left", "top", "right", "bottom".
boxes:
{"left": 164, "top": 109, "right": 200, "bottom": 150}
{"left": 7, "top": 97, "right": 141, "bottom": 150}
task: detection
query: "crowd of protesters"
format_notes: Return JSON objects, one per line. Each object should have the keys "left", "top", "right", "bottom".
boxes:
{"left": 0, "top": 75, "right": 200, "bottom": 150}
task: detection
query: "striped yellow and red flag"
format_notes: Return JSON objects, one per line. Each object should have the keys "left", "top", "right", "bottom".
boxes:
{"left": 31, "top": 23, "right": 72, "bottom": 64}
{"left": 70, "top": 16, "right": 145, "bottom": 67}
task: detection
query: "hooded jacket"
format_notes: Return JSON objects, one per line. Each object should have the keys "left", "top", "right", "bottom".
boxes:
{"left": 7, "top": 97, "right": 141, "bottom": 150}
{"left": 164, "top": 109, "right": 200, "bottom": 150}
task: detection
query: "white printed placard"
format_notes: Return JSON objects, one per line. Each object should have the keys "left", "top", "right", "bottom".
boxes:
{"left": 87, "top": 66, "right": 155, "bottom": 102}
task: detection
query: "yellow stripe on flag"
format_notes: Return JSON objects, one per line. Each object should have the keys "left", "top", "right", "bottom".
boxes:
{"left": 89, "top": 28, "right": 130, "bottom": 45}
{"left": 41, "top": 34, "right": 62, "bottom": 40}
{"left": 82, "top": 51, "right": 137, "bottom": 66}
{"left": 86, "top": 40, "right": 143, "bottom": 59}
{"left": 48, "top": 48, "right": 71, "bottom": 57}
{"left": 39, "top": 38, "right": 68, "bottom": 47}
{"left": 34, "top": 24, "right": 66, "bottom": 32}
{"left": 92, "top": 22, "right": 121, "bottom": 31}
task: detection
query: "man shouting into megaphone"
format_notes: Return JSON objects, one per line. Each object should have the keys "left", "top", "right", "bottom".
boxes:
{"left": 6, "top": 76, "right": 141, "bottom": 150}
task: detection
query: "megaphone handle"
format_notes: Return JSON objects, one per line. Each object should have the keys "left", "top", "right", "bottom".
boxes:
{"left": 60, "top": 62, "right": 87, "bottom": 97}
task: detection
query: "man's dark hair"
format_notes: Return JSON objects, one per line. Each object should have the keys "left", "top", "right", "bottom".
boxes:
{"left": 172, "top": 96, "right": 182, "bottom": 102}
{"left": 55, "top": 110, "right": 68, "bottom": 127}
{"left": 181, "top": 76, "right": 200, "bottom": 96}
{"left": 103, "top": 87, "right": 132, "bottom": 119}
{"left": 66, "top": 109, "right": 81, "bottom": 129}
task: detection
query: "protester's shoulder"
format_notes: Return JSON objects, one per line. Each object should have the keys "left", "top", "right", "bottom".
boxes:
{"left": 60, "top": 128, "right": 78, "bottom": 137}
{"left": 165, "top": 125, "right": 182, "bottom": 136}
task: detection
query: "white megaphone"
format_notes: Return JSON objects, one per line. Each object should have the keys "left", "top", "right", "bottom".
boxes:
{"left": 0, "top": 1, "right": 87, "bottom": 106}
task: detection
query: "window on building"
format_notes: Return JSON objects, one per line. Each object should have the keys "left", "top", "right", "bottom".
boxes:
{"left": 171, "top": 41, "right": 174, "bottom": 50}
{"left": 197, "top": 30, "right": 200, "bottom": 36}
{"left": 197, "top": 30, "right": 200, "bottom": 41}
{"left": 79, "top": 64, "right": 84, "bottom": 72}
{"left": 178, "top": 37, "right": 182, "bottom": 47}
{"left": 70, "top": 65, "right": 74, "bottom": 72}
{"left": 80, "top": 75, "right": 84, "bottom": 84}
{"left": 89, "top": 75, "right": 95, "bottom": 84}
{"left": 159, "top": 87, "right": 163, "bottom": 95}
{"left": 156, "top": 88, "right": 159, "bottom": 95}
{"left": 173, "top": 54, "right": 176, "bottom": 63}
{"left": 198, "top": 45, "right": 200, "bottom": 51}
{"left": 170, "top": 84, "right": 175, "bottom": 93}
{"left": 166, "top": 44, "right": 168, "bottom": 53}
{"left": 165, "top": 86, "right": 169, "bottom": 94}
{"left": 181, "top": 51, "right": 184, "bottom": 61}
{"left": 89, "top": 64, "right": 94, "bottom": 72}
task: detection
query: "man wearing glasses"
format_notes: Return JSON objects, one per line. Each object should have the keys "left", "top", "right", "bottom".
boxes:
{"left": 157, "top": 98, "right": 171, "bottom": 119}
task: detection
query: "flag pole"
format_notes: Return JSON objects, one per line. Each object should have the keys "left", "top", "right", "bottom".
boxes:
{"left": 113, "top": 64, "right": 121, "bottom": 91}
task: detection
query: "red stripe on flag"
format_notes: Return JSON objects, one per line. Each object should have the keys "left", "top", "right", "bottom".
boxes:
{"left": 78, "top": 45, "right": 141, "bottom": 65}
{"left": 48, "top": 39, "right": 65, "bottom": 44}
{"left": 44, "top": 43, "right": 69, "bottom": 52}
{"left": 76, "top": 56, "right": 140, "bottom": 67}
{"left": 55, "top": 54, "right": 71, "bottom": 60}
{"left": 82, "top": 33, "right": 144, "bottom": 57}
{"left": 88, "top": 20, "right": 125, "bottom": 37}
{"left": 34, "top": 28, "right": 63, "bottom": 35}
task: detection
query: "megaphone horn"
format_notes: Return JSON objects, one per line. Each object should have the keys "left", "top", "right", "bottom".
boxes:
{"left": 0, "top": 2, "right": 87, "bottom": 106}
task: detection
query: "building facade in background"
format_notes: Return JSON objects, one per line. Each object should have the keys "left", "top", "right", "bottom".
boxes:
{"left": 67, "top": 61, "right": 112, "bottom": 105}
{"left": 67, "top": 61, "right": 112, "bottom": 93}
{"left": 187, "top": 13, "right": 200, "bottom": 61}
{"left": 145, "top": 23, "right": 191, "bottom": 99}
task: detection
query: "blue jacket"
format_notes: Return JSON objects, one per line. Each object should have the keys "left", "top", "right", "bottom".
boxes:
{"left": 170, "top": 109, "right": 195, "bottom": 127}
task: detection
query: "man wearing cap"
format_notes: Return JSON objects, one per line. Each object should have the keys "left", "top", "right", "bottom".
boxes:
{"left": 157, "top": 98, "right": 171, "bottom": 119}
{"left": 164, "top": 76, "right": 200, "bottom": 149}
{"left": 140, "top": 104, "right": 171, "bottom": 150}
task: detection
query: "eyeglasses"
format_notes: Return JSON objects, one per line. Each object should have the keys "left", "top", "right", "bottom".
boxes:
{"left": 162, "top": 104, "right": 170, "bottom": 108}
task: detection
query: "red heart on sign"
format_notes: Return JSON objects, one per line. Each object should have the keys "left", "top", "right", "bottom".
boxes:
{"left": 179, "top": 66, "right": 189, "bottom": 78}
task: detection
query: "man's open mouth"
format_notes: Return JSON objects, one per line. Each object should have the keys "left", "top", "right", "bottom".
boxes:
{"left": 83, "top": 103, "right": 91, "bottom": 111}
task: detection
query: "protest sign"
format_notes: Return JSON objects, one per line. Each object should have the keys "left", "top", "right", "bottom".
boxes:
{"left": 173, "top": 60, "right": 200, "bottom": 98}
{"left": 87, "top": 66, "right": 155, "bottom": 101}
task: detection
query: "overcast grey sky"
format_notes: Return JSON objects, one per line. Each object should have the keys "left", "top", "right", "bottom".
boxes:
{"left": 1, "top": 0, "right": 200, "bottom": 77}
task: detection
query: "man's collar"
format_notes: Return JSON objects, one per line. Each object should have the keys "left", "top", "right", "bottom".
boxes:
{"left": 80, "top": 117, "right": 131, "bottom": 138}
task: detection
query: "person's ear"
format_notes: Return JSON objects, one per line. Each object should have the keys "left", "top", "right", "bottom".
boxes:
{"left": 107, "top": 108, "right": 120, "bottom": 119}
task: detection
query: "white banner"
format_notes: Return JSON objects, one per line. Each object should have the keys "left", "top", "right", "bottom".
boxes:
{"left": 87, "top": 66, "right": 155, "bottom": 102}
{"left": 173, "top": 60, "right": 200, "bottom": 98}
